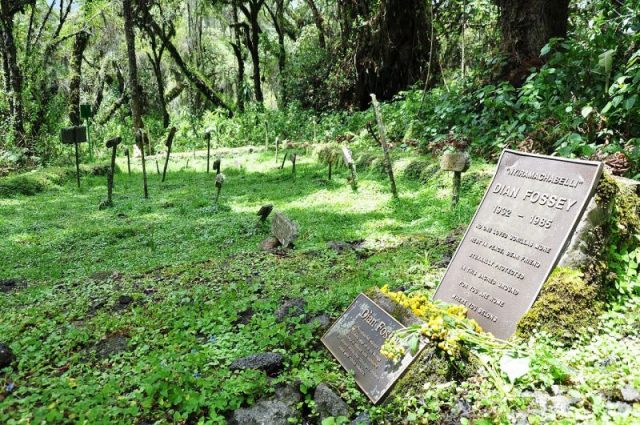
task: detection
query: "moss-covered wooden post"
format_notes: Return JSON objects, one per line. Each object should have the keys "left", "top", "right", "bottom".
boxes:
{"left": 205, "top": 131, "right": 212, "bottom": 174}
{"left": 137, "top": 130, "right": 149, "bottom": 199}
{"left": 342, "top": 145, "right": 358, "bottom": 191}
{"left": 370, "top": 94, "right": 398, "bottom": 199}
{"left": 291, "top": 153, "right": 297, "bottom": 177}
{"left": 125, "top": 148, "right": 131, "bottom": 175}
{"left": 275, "top": 136, "right": 280, "bottom": 164}
{"left": 105, "top": 136, "right": 121, "bottom": 207}
{"left": 440, "top": 151, "right": 470, "bottom": 205}
{"left": 162, "top": 126, "right": 177, "bottom": 182}
{"left": 214, "top": 173, "right": 225, "bottom": 204}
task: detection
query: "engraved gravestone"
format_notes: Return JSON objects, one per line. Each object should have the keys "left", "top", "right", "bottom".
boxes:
{"left": 272, "top": 212, "right": 298, "bottom": 248}
{"left": 322, "top": 293, "right": 426, "bottom": 404}
{"left": 433, "top": 150, "right": 603, "bottom": 339}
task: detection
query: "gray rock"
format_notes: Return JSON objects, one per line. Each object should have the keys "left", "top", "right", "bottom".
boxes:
{"left": 260, "top": 237, "right": 281, "bottom": 251}
{"left": 94, "top": 335, "right": 129, "bottom": 359}
{"left": 309, "top": 314, "right": 331, "bottom": 334}
{"left": 550, "top": 395, "right": 576, "bottom": 414}
{"left": 607, "top": 401, "right": 633, "bottom": 414}
{"left": 550, "top": 385, "right": 562, "bottom": 396}
{"left": 230, "top": 353, "right": 284, "bottom": 376}
{"left": 621, "top": 385, "right": 640, "bottom": 402}
{"left": 0, "top": 278, "right": 25, "bottom": 293}
{"left": 275, "top": 298, "right": 306, "bottom": 321}
{"left": 118, "top": 295, "right": 133, "bottom": 305}
{"left": 314, "top": 383, "right": 349, "bottom": 422}
{"left": 231, "top": 382, "right": 301, "bottom": 425}
{"left": 0, "top": 343, "right": 15, "bottom": 369}
{"left": 351, "top": 412, "right": 371, "bottom": 425}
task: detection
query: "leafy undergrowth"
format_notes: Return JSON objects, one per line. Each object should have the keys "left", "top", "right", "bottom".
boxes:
{"left": 1, "top": 147, "right": 639, "bottom": 423}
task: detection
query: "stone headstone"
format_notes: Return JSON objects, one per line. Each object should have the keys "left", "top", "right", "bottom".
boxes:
{"left": 271, "top": 212, "right": 298, "bottom": 248}
{"left": 433, "top": 150, "right": 603, "bottom": 339}
{"left": 440, "top": 151, "right": 470, "bottom": 172}
{"left": 321, "top": 293, "right": 426, "bottom": 404}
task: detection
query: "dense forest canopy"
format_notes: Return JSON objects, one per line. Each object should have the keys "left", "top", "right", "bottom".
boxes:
{"left": 0, "top": 0, "right": 639, "bottom": 177}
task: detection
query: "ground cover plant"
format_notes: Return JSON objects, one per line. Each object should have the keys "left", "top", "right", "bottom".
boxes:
{"left": 1, "top": 148, "right": 640, "bottom": 424}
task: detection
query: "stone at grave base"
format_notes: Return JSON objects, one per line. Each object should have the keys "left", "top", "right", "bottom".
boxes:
{"left": 314, "top": 383, "right": 349, "bottom": 422}
{"left": 0, "top": 343, "right": 16, "bottom": 369}
{"left": 621, "top": 385, "right": 640, "bottom": 402}
{"left": 518, "top": 174, "right": 640, "bottom": 338}
{"left": 230, "top": 383, "right": 301, "bottom": 425}
{"left": 308, "top": 314, "right": 331, "bottom": 335}
{"left": 351, "top": 412, "right": 371, "bottom": 425}
{"left": 440, "top": 151, "right": 470, "bottom": 172}
{"left": 93, "top": 335, "right": 129, "bottom": 359}
{"left": 260, "top": 237, "right": 281, "bottom": 251}
{"left": 275, "top": 298, "right": 306, "bottom": 321}
{"left": 230, "top": 353, "right": 284, "bottom": 376}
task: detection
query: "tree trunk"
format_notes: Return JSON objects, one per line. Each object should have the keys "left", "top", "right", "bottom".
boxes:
{"left": 305, "top": 0, "right": 325, "bottom": 49}
{"left": 122, "top": 0, "right": 144, "bottom": 133}
{"left": 0, "top": 14, "right": 26, "bottom": 147}
{"left": 494, "top": 0, "right": 570, "bottom": 86}
{"left": 239, "top": 0, "right": 265, "bottom": 105}
{"left": 231, "top": 3, "right": 245, "bottom": 112}
{"left": 341, "top": 0, "right": 435, "bottom": 109}
{"left": 69, "top": 30, "right": 90, "bottom": 126}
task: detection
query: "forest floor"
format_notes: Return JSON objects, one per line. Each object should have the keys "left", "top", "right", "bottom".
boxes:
{"left": 1, "top": 147, "right": 639, "bottom": 424}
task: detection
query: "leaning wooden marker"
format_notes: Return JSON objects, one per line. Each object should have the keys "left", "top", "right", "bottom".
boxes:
{"left": 434, "top": 150, "right": 603, "bottom": 339}
{"left": 161, "top": 126, "right": 177, "bottom": 182}
{"left": 104, "top": 136, "right": 122, "bottom": 207}
{"left": 370, "top": 94, "right": 398, "bottom": 199}
{"left": 342, "top": 145, "right": 358, "bottom": 191}
{"left": 60, "top": 126, "right": 87, "bottom": 188}
{"left": 440, "top": 150, "right": 471, "bottom": 205}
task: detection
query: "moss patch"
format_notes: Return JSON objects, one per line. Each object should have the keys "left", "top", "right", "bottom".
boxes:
{"left": 517, "top": 267, "right": 602, "bottom": 339}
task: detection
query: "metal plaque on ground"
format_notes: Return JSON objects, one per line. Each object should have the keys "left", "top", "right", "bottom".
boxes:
{"left": 322, "top": 293, "right": 426, "bottom": 404}
{"left": 433, "top": 150, "right": 603, "bottom": 339}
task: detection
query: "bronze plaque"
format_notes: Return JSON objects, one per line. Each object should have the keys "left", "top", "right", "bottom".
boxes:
{"left": 434, "top": 150, "right": 603, "bottom": 339}
{"left": 322, "top": 293, "right": 426, "bottom": 404}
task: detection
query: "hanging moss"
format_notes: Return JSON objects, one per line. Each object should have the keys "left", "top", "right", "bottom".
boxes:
{"left": 517, "top": 267, "right": 602, "bottom": 338}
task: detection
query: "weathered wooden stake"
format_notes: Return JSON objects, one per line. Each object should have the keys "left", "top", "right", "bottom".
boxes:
{"left": 265, "top": 121, "right": 269, "bottom": 148}
{"left": 205, "top": 131, "right": 211, "bottom": 174}
{"left": 342, "top": 146, "right": 358, "bottom": 191}
{"left": 452, "top": 171, "right": 461, "bottom": 205}
{"left": 105, "top": 137, "right": 122, "bottom": 206}
{"left": 214, "top": 173, "right": 225, "bottom": 204}
{"left": 125, "top": 148, "right": 131, "bottom": 175}
{"left": 275, "top": 136, "right": 279, "bottom": 163}
{"left": 280, "top": 151, "right": 288, "bottom": 169}
{"left": 291, "top": 153, "right": 297, "bottom": 177}
{"left": 162, "top": 126, "right": 177, "bottom": 182}
{"left": 74, "top": 142, "right": 81, "bottom": 188}
{"left": 370, "top": 94, "right": 398, "bottom": 199}
{"left": 440, "top": 151, "right": 470, "bottom": 206}
{"left": 328, "top": 160, "right": 333, "bottom": 180}
{"left": 155, "top": 159, "right": 160, "bottom": 175}
{"left": 137, "top": 130, "right": 149, "bottom": 199}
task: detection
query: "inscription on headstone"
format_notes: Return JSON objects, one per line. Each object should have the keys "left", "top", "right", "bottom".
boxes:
{"left": 434, "top": 150, "right": 603, "bottom": 339}
{"left": 271, "top": 212, "right": 298, "bottom": 248}
{"left": 322, "top": 293, "right": 426, "bottom": 404}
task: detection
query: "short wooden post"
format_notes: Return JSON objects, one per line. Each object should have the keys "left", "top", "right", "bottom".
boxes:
{"left": 61, "top": 126, "right": 87, "bottom": 188}
{"left": 162, "top": 126, "right": 177, "bottom": 182}
{"left": 291, "top": 153, "right": 297, "bottom": 177}
{"left": 125, "top": 149, "right": 131, "bottom": 175}
{"left": 370, "top": 94, "right": 398, "bottom": 199}
{"left": 342, "top": 146, "right": 358, "bottom": 191}
{"left": 105, "top": 137, "right": 122, "bottom": 206}
{"left": 280, "top": 151, "right": 288, "bottom": 169}
{"left": 137, "top": 130, "right": 149, "bottom": 199}
{"left": 205, "top": 131, "right": 211, "bottom": 174}
{"left": 440, "top": 151, "right": 471, "bottom": 206}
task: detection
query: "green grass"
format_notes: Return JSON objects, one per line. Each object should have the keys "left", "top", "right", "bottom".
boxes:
{"left": 1, "top": 147, "right": 639, "bottom": 424}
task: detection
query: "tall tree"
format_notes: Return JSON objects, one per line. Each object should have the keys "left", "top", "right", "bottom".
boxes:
{"left": 304, "top": 0, "right": 325, "bottom": 49}
{"left": 69, "top": 30, "right": 91, "bottom": 126}
{"left": 338, "top": 0, "right": 437, "bottom": 109}
{"left": 238, "top": 0, "right": 266, "bottom": 104}
{"left": 494, "top": 0, "right": 570, "bottom": 85}
{"left": 230, "top": 2, "right": 246, "bottom": 112}
{"left": 0, "top": 0, "right": 31, "bottom": 149}
{"left": 122, "top": 0, "right": 144, "bottom": 133}
{"left": 265, "top": 0, "right": 286, "bottom": 104}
